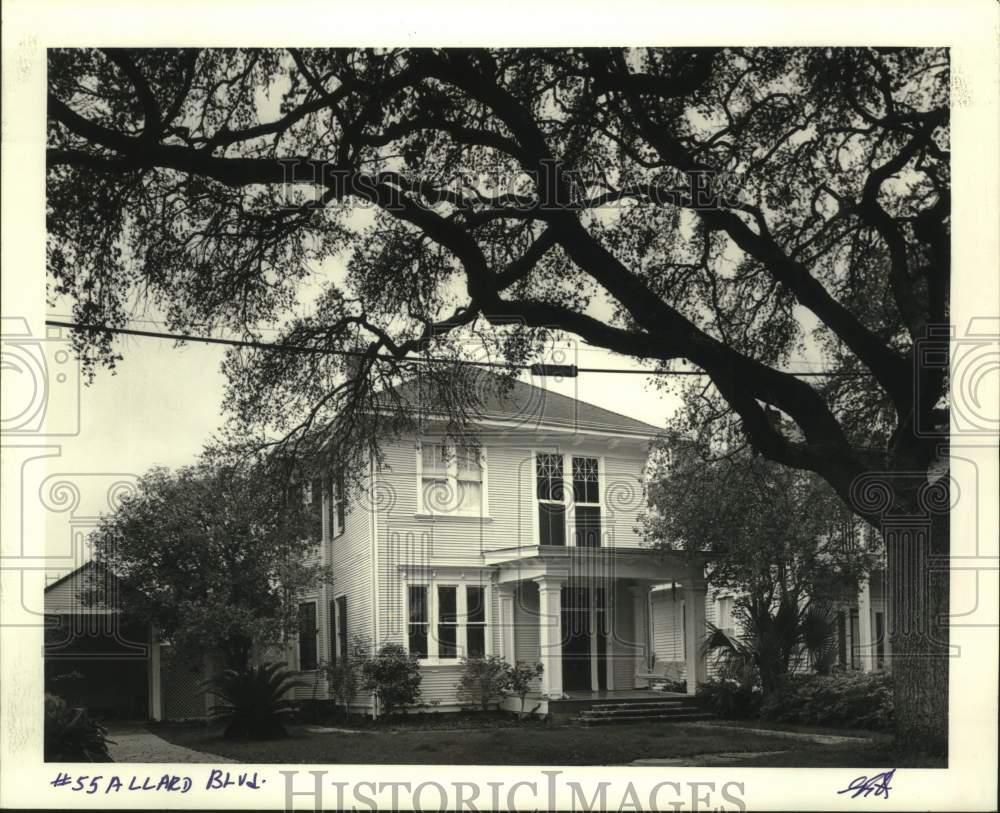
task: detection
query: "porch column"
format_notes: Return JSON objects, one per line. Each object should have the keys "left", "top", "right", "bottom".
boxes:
{"left": 684, "top": 578, "right": 708, "bottom": 695}
{"left": 857, "top": 577, "right": 874, "bottom": 672}
{"left": 629, "top": 584, "right": 652, "bottom": 688}
{"left": 535, "top": 576, "right": 565, "bottom": 698}
{"left": 497, "top": 583, "right": 517, "bottom": 664}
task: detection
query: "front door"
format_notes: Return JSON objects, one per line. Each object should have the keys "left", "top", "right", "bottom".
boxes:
{"left": 561, "top": 587, "right": 592, "bottom": 691}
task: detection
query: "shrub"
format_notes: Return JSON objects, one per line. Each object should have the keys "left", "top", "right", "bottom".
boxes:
{"left": 759, "top": 670, "right": 894, "bottom": 731}
{"left": 505, "top": 661, "right": 544, "bottom": 719}
{"left": 696, "top": 678, "right": 762, "bottom": 719}
{"left": 324, "top": 660, "right": 360, "bottom": 719}
{"left": 202, "top": 662, "right": 306, "bottom": 739}
{"left": 360, "top": 643, "right": 422, "bottom": 717}
{"left": 456, "top": 655, "right": 511, "bottom": 712}
{"left": 44, "top": 693, "right": 113, "bottom": 762}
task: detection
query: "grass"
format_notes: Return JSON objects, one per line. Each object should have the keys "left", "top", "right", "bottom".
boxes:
{"left": 148, "top": 717, "right": 947, "bottom": 767}
{"left": 155, "top": 720, "right": 796, "bottom": 765}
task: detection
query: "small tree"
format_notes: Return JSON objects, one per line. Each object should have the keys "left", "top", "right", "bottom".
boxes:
{"left": 87, "top": 458, "right": 330, "bottom": 671}
{"left": 324, "top": 660, "right": 359, "bottom": 720}
{"left": 505, "top": 661, "right": 544, "bottom": 720}
{"left": 456, "top": 656, "right": 511, "bottom": 712}
{"left": 360, "top": 643, "right": 422, "bottom": 717}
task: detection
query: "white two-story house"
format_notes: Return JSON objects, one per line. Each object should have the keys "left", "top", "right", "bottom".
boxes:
{"left": 291, "top": 377, "right": 710, "bottom": 715}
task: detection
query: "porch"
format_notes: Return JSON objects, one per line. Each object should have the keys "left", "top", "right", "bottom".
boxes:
{"left": 486, "top": 544, "right": 708, "bottom": 700}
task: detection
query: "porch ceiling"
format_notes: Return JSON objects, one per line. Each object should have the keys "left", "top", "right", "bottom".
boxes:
{"left": 484, "top": 544, "right": 702, "bottom": 584}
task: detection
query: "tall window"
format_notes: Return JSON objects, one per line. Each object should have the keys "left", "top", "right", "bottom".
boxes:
{"left": 837, "top": 611, "right": 848, "bottom": 667}
{"left": 437, "top": 586, "right": 458, "bottom": 659}
{"left": 716, "top": 596, "right": 735, "bottom": 637}
{"left": 298, "top": 602, "right": 318, "bottom": 670}
{"left": 536, "top": 453, "right": 566, "bottom": 546}
{"left": 420, "top": 444, "right": 484, "bottom": 515}
{"left": 329, "top": 471, "right": 346, "bottom": 537}
{"left": 308, "top": 478, "right": 323, "bottom": 540}
{"left": 336, "top": 595, "right": 348, "bottom": 663}
{"left": 466, "top": 586, "right": 487, "bottom": 658}
{"left": 572, "top": 456, "right": 601, "bottom": 547}
{"left": 408, "top": 585, "right": 428, "bottom": 658}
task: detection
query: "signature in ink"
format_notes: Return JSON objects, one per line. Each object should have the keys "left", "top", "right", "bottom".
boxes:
{"left": 837, "top": 768, "right": 896, "bottom": 799}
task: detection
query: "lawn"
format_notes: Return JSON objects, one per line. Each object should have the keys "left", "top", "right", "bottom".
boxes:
{"left": 149, "top": 719, "right": 948, "bottom": 767}
{"left": 155, "top": 720, "right": 793, "bottom": 765}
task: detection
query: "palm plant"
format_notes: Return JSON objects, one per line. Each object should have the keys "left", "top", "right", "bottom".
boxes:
{"left": 44, "top": 693, "right": 114, "bottom": 762}
{"left": 202, "top": 662, "right": 306, "bottom": 739}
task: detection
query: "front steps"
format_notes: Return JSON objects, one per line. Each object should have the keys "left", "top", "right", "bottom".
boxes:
{"left": 576, "top": 698, "right": 712, "bottom": 726}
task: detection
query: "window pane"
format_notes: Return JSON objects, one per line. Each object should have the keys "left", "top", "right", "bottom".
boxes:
{"left": 536, "top": 454, "right": 563, "bottom": 501}
{"left": 539, "top": 503, "right": 566, "bottom": 546}
{"left": 422, "top": 443, "right": 447, "bottom": 474}
{"left": 438, "top": 586, "right": 457, "bottom": 622}
{"left": 408, "top": 624, "right": 428, "bottom": 658}
{"left": 409, "top": 586, "right": 428, "bottom": 623}
{"left": 574, "top": 505, "right": 601, "bottom": 547}
{"left": 467, "top": 587, "right": 486, "bottom": 624}
{"left": 457, "top": 446, "right": 481, "bottom": 481}
{"left": 467, "top": 626, "right": 486, "bottom": 658}
{"left": 456, "top": 480, "right": 481, "bottom": 514}
{"left": 573, "top": 457, "right": 599, "bottom": 504}
{"left": 438, "top": 624, "right": 458, "bottom": 658}
{"left": 422, "top": 477, "right": 452, "bottom": 513}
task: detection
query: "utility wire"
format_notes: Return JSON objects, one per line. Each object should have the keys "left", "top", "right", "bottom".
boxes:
{"left": 45, "top": 319, "right": 868, "bottom": 378}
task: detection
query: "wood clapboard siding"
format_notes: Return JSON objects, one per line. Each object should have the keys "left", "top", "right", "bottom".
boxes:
{"left": 513, "top": 583, "right": 543, "bottom": 691}
{"left": 291, "top": 468, "right": 374, "bottom": 702}
{"left": 600, "top": 456, "right": 648, "bottom": 551}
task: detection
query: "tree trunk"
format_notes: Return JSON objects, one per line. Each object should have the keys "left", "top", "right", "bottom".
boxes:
{"left": 884, "top": 507, "right": 949, "bottom": 755}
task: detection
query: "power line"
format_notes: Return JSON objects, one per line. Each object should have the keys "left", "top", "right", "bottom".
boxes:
{"left": 45, "top": 319, "right": 868, "bottom": 378}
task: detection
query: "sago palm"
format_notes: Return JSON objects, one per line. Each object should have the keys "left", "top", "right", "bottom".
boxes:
{"left": 202, "top": 662, "right": 306, "bottom": 739}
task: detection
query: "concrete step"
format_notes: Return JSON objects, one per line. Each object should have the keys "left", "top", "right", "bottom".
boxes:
{"left": 581, "top": 706, "right": 700, "bottom": 719}
{"left": 589, "top": 700, "right": 692, "bottom": 710}
{"left": 579, "top": 711, "right": 714, "bottom": 726}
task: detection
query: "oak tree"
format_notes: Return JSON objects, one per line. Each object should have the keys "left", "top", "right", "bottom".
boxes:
{"left": 47, "top": 47, "right": 950, "bottom": 749}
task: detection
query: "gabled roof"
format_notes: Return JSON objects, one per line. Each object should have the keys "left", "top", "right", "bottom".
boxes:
{"left": 383, "top": 374, "right": 663, "bottom": 437}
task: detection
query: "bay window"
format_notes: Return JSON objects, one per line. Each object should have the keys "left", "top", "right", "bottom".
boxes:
{"left": 405, "top": 583, "right": 490, "bottom": 661}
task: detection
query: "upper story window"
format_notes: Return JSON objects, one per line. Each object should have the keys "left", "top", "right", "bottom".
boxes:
{"left": 329, "top": 470, "right": 346, "bottom": 538}
{"left": 307, "top": 478, "right": 324, "bottom": 541}
{"left": 572, "top": 456, "right": 601, "bottom": 547}
{"left": 418, "top": 443, "right": 485, "bottom": 516}
{"left": 536, "top": 453, "right": 566, "bottom": 546}
{"left": 536, "top": 453, "right": 603, "bottom": 547}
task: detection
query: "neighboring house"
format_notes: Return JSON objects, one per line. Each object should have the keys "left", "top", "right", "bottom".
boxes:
{"left": 291, "top": 377, "right": 710, "bottom": 714}
{"left": 649, "top": 570, "right": 892, "bottom": 679}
